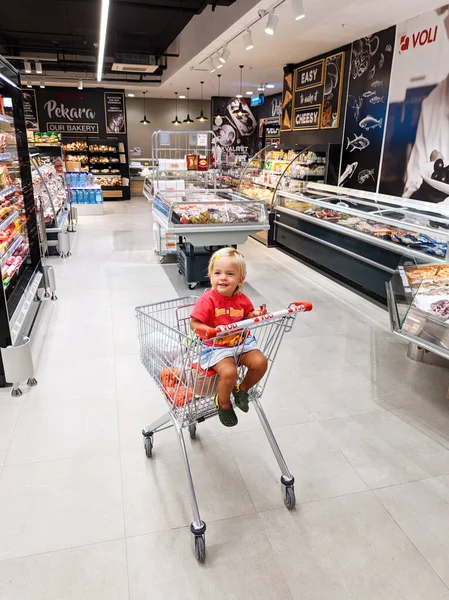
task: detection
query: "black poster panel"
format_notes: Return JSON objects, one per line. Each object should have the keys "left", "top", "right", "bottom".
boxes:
{"left": 295, "top": 86, "right": 323, "bottom": 109}
{"left": 105, "top": 92, "right": 126, "bottom": 133}
{"left": 293, "top": 106, "right": 321, "bottom": 130}
{"left": 21, "top": 89, "right": 39, "bottom": 131}
{"left": 295, "top": 60, "right": 324, "bottom": 91}
{"left": 211, "top": 97, "right": 258, "bottom": 163}
{"left": 339, "top": 27, "right": 396, "bottom": 190}
{"left": 34, "top": 88, "right": 127, "bottom": 137}
{"left": 281, "top": 71, "right": 294, "bottom": 131}
{"left": 321, "top": 52, "right": 345, "bottom": 129}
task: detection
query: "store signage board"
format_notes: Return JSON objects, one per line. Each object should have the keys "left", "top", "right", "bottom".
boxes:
{"left": 295, "top": 86, "right": 323, "bottom": 108}
{"left": 293, "top": 106, "right": 321, "bottom": 130}
{"left": 21, "top": 89, "right": 39, "bottom": 131}
{"left": 104, "top": 92, "right": 126, "bottom": 134}
{"left": 295, "top": 60, "right": 325, "bottom": 91}
{"left": 197, "top": 133, "right": 208, "bottom": 146}
{"left": 250, "top": 95, "right": 264, "bottom": 106}
{"left": 47, "top": 122, "right": 99, "bottom": 133}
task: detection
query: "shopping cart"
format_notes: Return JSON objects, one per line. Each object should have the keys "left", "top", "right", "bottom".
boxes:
{"left": 136, "top": 296, "right": 312, "bottom": 562}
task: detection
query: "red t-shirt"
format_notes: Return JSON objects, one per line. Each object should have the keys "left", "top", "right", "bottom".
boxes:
{"left": 191, "top": 289, "right": 254, "bottom": 346}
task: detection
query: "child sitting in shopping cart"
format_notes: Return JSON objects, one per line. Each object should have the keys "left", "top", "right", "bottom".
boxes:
{"left": 190, "top": 247, "right": 268, "bottom": 427}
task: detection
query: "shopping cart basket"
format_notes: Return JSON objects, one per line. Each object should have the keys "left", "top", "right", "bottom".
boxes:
{"left": 136, "top": 296, "right": 312, "bottom": 562}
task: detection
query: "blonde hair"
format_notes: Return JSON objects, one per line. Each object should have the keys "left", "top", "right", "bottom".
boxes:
{"left": 208, "top": 247, "right": 247, "bottom": 292}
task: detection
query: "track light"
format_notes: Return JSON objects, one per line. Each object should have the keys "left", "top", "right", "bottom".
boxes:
{"left": 291, "top": 0, "right": 305, "bottom": 20}
{"left": 39, "top": 80, "right": 45, "bottom": 88}
{"left": 242, "top": 29, "right": 254, "bottom": 51}
{"left": 265, "top": 11, "right": 279, "bottom": 35}
{"left": 97, "top": 0, "right": 110, "bottom": 82}
{"left": 211, "top": 55, "right": 221, "bottom": 72}
{"left": 209, "top": 58, "right": 216, "bottom": 73}
{"left": 24, "top": 61, "right": 31, "bottom": 73}
{"left": 26, "top": 81, "right": 32, "bottom": 88}
{"left": 35, "top": 61, "right": 43, "bottom": 74}
{"left": 219, "top": 46, "right": 230, "bottom": 64}
{"left": 78, "top": 79, "right": 83, "bottom": 90}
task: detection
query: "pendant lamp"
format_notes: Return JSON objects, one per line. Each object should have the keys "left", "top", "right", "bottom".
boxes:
{"left": 196, "top": 81, "right": 208, "bottom": 122}
{"left": 183, "top": 88, "right": 194, "bottom": 124}
{"left": 171, "top": 92, "right": 182, "bottom": 125}
{"left": 140, "top": 91, "right": 150, "bottom": 124}
{"left": 233, "top": 66, "right": 246, "bottom": 116}
{"left": 213, "top": 74, "right": 226, "bottom": 120}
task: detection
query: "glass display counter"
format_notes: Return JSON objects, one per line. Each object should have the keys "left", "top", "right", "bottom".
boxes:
{"left": 273, "top": 182, "right": 449, "bottom": 300}
{"left": 387, "top": 259, "right": 449, "bottom": 363}
{"left": 238, "top": 143, "right": 328, "bottom": 246}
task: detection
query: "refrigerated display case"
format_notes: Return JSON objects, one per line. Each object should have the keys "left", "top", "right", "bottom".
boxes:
{"left": 0, "top": 56, "right": 44, "bottom": 385}
{"left": 386, "top": 259, "right": 449, "bottom": 363}
{"left": 238, "top": 143, "right": 329, "bottom": 245}
{"left": 218, "top": 163, "right": 246, "bottom": 190}
{"left": 30, "top": 147, "right": 69, "bottom": 253}
{"left": 152, "top": 188, "right": 269, "bottom": 287}
{"left": 273, "top": 181, "right": 449, "bottom": 300}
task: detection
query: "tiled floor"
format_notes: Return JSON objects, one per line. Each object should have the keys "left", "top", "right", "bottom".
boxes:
{"left": 0, "top": 197, "right": 449, "bottom": 599}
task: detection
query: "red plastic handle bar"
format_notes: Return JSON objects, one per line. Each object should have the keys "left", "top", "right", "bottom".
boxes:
{"left": 194, "top": 301, "right": 312, "bottom": 339}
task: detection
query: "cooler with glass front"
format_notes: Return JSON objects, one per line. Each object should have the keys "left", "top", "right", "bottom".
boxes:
{"left": 238, "top": 143, "right": 331, "bottom": 245}
{"left": 0, "top": 57, "right": 43, "bottom": 385}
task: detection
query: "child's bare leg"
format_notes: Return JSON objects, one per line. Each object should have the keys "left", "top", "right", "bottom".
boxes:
{"left": 239, "top": 350, "right": 268, "bottom": 392}
{"left": 213, "top": 358, "right": 238, "bottom": 409}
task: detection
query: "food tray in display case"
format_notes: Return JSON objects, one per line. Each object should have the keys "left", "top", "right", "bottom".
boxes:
{"left": 152, "top": 189, "right": 269, "bottom": 246}
{"left": 274, "top": 182, "right": 449, "bottom": 300}
{"left": 386, "top": 259, "right": 449, "bottom": 361}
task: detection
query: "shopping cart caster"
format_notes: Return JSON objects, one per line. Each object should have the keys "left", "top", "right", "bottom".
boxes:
{"left": 194, "top": 534, "right": 206, "bottom": 563}
{"left": 27, "top": 377, "right": 38, "bottom": 387}
{"left": 188, "top": 423, "right": 197, "bottom": 439}
{"left": 281, "top": 476, "right": 296, "bottom": 510}
{"left": 188, "top": 282, "right": 197, "bottom": 290}
{"left": 143, "top": 434, "right": 153, "bottom": 458}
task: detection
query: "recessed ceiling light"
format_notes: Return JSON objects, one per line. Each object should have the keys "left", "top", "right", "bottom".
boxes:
{"left": 128, "top": 93, "right": 135, "bottom": 97}
{"left": 266, "top": 84, "right": 275, "bottom": 88}
{"left": 236, "top": 94, "right": 243, "bottom": 98}
{"left": 179, "top": 95, "right": 186, "bottom": 99}
{"left": 246, "top": 91, "right": 253, "bottom": 95}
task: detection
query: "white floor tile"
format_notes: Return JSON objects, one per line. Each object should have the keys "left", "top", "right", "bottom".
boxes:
{"left": 0, "top": 454, "right": 124, "bottom": 560}
{"left": 261, "top": 492, "right": 449, "bottom": 600}
{"left": 0, "top": 540, "right": 128, "bottom": 600}
{"left": 127, "top": 514, "right": 293, "bottom": 600}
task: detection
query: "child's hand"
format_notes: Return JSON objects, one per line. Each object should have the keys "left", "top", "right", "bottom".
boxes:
{"left": 251, "top": 304, "right": 267, "bottom": 317}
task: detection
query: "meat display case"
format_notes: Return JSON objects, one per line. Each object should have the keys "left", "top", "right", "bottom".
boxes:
{"left": 273, "top": 182, "right": 449, "bottom": 301}
{"left": 152, "top": 188, "right": 269, "bottom": 288}
{"left": 386, "top": 259, "right": 449, "bottom": 363}
{"left": 0, "top": 56, "right": 44, "bottom": 385}
{"left": 238, "top": 143, "right": 331, "bottom": 246}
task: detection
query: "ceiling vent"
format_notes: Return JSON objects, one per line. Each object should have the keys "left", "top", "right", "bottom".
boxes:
{"left": 112, "top": 53, "right": 164, "bottom": 73}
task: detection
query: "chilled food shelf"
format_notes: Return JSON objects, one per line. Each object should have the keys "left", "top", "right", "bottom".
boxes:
{"left": 0, "top": 114, "right": 13, "bottom": 125}
{"left": 0, "top": 152, "right": 12, "bottom": 161}
{"left": 0, "top": 185, "right": 18, "bottom": 201}
{"left": 1, "top": 234, "right": 24, "bottom": 266}
{"left": 0, "top": 210, "right": 20, "bottom": 232}
{"left": 47, "top": 207, "right": 69, "bottom": 234}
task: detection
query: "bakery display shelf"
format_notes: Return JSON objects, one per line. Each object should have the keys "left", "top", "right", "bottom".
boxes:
{"left": 89, "top": 150, "right": 119, "bottom": 155}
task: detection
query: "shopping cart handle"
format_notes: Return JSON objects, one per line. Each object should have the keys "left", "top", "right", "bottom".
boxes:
{"left": 292, "top": 301, "right": 313, "bottom": 312}
{"left": 195, "top": 324, "right": 217, "bottom": 340}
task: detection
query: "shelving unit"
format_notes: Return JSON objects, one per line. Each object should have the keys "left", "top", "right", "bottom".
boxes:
{"left": 63, "top": 137, "right": 130, "bottom": 200}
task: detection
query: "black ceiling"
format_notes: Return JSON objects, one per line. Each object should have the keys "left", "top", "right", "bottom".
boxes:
{"left": 1, "top": 0, "right": 236, "bottom": 78}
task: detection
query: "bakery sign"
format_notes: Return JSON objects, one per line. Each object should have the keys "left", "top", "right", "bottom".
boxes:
{"left": 36, "top": 89, "right": 103, "bottom": 133}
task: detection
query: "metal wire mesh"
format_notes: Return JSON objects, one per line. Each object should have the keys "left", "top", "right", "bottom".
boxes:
{"left": 136, "top": 296, "right": 300, "bottom": 427}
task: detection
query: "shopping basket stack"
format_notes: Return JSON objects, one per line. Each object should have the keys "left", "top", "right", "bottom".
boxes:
{"left": 136, "top": 296, "right": 312, "bottom": 562}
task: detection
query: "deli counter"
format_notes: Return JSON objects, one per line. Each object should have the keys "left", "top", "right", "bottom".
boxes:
{"left": 273, "top": 182, "right": 449, "bottom": 301}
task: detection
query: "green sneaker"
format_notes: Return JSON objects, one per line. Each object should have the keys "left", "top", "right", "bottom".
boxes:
{"left": 233, "top": 384, "right": 249, "bottom": 413}
{"left": 215, "top": 395, "right": 238, "bottom": 427}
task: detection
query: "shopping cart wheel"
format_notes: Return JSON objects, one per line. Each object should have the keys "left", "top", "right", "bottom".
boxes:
{"left": 194, "top": 535, "right": 206, "bottom": 563}
{"left": 283, "top": 485, "right": 296, "bottom": 510}
{"left": 143, "top": 435, "right": 153, "bottom": 458}
{"left": 188, "top": 423, "right": 197, "bottom": 439}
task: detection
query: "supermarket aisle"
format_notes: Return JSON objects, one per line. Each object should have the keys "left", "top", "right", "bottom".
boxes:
{"left": 0, "top": 197, "right": 449, "bottom": 599}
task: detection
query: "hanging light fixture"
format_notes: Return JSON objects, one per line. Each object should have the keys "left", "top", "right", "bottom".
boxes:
{"left": 213, "top": 74, "right": 226, "bottom": 120}
{"left": 171, "top": 92, "right": 182, "bottom": 125}
{"left": 265, "top": 11, "right": 279, "bottom": 35}
{"left": 183, "top": 88, "right": 194, "bottom": 124}
{"left": 196, "top": 81, "right": 208, "bottom": 122}
{"left": 233, "top": 66, "right": 246, "bottom": 116}
{"left": 140, "top": 91, "right": 150, "bottom": 124}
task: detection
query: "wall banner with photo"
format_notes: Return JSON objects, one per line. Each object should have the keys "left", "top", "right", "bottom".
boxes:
{"left": 211, "top": 97, "right": 257, "bottom": 164}
{"left": 104, "top": 92, "right": 126, "bottom": 134}
{"left": 379, "top": 5, "right": 449, "bottom": 203}
{"left": 21, "top": 88, "right": 39, "bottom": 131}
{"left": 339, "top": 27, "right": 396, "bottom": 190}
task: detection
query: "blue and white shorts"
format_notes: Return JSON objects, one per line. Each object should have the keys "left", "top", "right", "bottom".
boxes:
{"left": 199, "top": 336, "right": 258, "bottom": 370}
